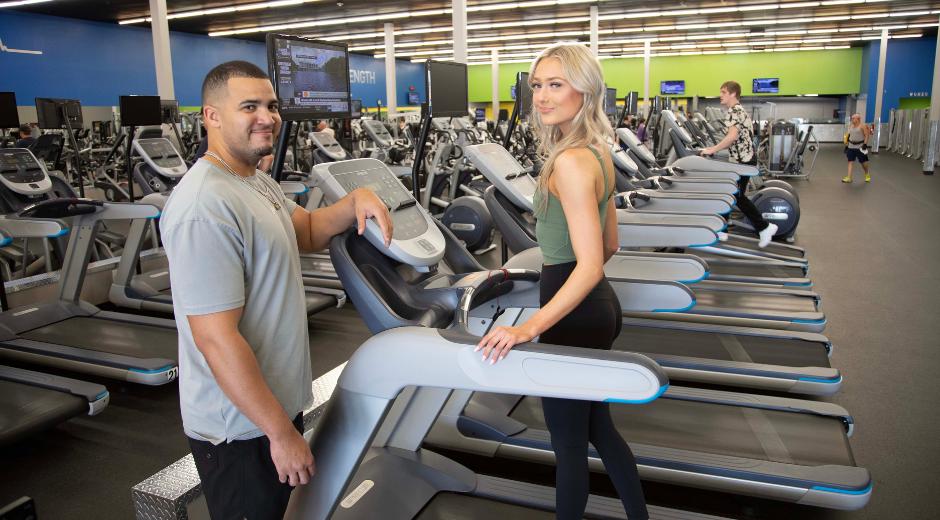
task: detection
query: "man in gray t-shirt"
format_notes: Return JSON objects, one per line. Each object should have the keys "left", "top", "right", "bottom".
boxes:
{"left": 160, "top": 61, "right": 392, "bottom": 520}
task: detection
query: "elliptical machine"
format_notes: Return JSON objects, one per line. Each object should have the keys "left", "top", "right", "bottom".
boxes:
{"left": 661, "top": 109, "right": 801, "bottom": 241}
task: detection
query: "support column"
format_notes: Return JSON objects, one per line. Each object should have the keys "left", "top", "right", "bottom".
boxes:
{"left": 491, "top": 49, "right": 499, "bottom": 123}
{"left": 452, "top": 0, "right": 468, "bottom": 63}
{"left": 384, "top": 23, "right": 397, "bottom": 118}
{"left": 872, "top": 28, "right": 888, "bottom": 152}
{"left": 922, "top": 15, "right": 940, "bottom": 174}
{"left": 643, "top": 40, "right": 651, "bottom": 115}
{"left": 149, "top": 0, "right": 174, "bottom": 99}
{"left": 590, "top": 6, "right": 599, "bottom": 57}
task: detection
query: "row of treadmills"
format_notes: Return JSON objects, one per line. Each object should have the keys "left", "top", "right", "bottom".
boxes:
{"left": 276, "top": 130, "right": 870, "bottom": 518}
{"left": 1, "top": 128, "right": 870, "bottom": 518}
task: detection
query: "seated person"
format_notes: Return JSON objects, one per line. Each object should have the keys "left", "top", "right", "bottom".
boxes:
{"left": 15, "top": 124, "right": 36, "bottom": 148}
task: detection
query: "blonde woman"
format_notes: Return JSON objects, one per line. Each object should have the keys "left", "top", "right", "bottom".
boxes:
{"left": 476, "top": 43, "right": 648, "bottom": 519}
{"left": 843, "top": 113, "right": 872, "bottom": 183}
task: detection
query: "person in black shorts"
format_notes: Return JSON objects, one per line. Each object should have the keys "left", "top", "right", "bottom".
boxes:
{"left": 477, "top": 43, "right": 648, "bottom": 520}
{"left": 843, "top": 113, "right": 872, "bottom": 183}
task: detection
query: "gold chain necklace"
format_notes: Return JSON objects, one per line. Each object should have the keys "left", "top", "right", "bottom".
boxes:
{"left": 203, "top": 151, "right": 281, "bottom": 211}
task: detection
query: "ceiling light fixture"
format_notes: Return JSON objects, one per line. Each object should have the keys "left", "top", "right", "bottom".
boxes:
{"left": 119, "top": 0, "right": 319, "bottom": 24}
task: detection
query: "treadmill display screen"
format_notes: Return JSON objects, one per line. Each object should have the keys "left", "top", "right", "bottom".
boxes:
{"left": 0, "top": 92, "right": 19, "bottom": 128}
{"left": 268, "top": 34, "right": 351, "bottom": 120}
{"left": 753, "top": 78, "right": 780, "bottom": 94}
{"left": 427, "top": 60, "right": 469, "bottom": 118}
{"left": 605, "top": 88, "right": 618, "bottom": 117}
{"left": 120, "top": 95, "right": 163, "bottom": 127}
{"left": 161, "top": 100, "right": 180, "bottom": 124}
{"left": 35, "top": 98, "right": 83, "bottom": 130}
{"left": 350, "top": 99, "right": 362, "bottom": 119}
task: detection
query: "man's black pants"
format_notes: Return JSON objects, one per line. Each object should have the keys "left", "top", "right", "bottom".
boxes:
{"left": 734, "top": 159, "right": 769, "bottom": 233}
{"left": 188, "top": 414, "right": 304, "bottom": 520}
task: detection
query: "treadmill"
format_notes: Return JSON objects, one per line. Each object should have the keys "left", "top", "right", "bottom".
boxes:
{"left": 464, "top": 144, "right": 825, "bottom": 333}
{"left": 0, "top": 148, "right": 178, "bottom": 385}
{"left": 281, "top": 166, "right": 727, "bottom": 520}
{"left": 109, "top": 139, "right": 343, "bottom": 315}
{"left": 0, "top": 223, "right": 109, "bottom": 446}
{"left": 618, "top": 127, "right": 807, "bottom": 263}
{"left": 308, "top": 157, "right": 870, "bottom": 510}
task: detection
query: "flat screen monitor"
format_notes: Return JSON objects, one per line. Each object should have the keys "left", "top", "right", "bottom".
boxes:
{"left": 510, "top": 85, "right": 516, "bottom": 100}
{"left": 267, "top": 33, "right": 351, "bottom": 121}
{"left": 474, "top": 107, "right": 485, "bottom": 122}
{"left": 0, "top": 92, "right": 18, "bottom": 128}
{"left": 624, "top": 91, "right": 638, "bottom": 116}
{"left": 119, "top": 95, "right": 162, "bottom": 127}
{"left": 161, "top": 99, "right": 180, "bottom": 124}
{"left": 605, "top": 88, "right": 618, "bottom": 117}
{"left": 515, "top": 72, "right": 532, "bottom": 121}
{"left": 426, "top": 60, "right": 468, "bottom": 118}
{"left": 407, "top": 91, "right": 420, "bottom": 105}
{"left": 350, "top": 99, "right": 362, "bottom": 119}
{"left": 660, "top": 80, "right": 685, "bottom": 96}
{"left": 753, "top": 78, "right": 779, "bottom": 94}
{"left": 35, "top": 98, "right": 83, "bottom": 129}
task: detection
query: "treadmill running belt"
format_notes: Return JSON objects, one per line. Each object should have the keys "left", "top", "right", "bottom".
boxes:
{"left": 614, "top": 326, "right": 831, "bottom": 367}
{"left": 510, "top": 397, "right": 854, "bottom": 467}
{"left": 707, "top": 262, "right": 806, "bottom": 279}
{"left": 0, "top": 379, "right": 85, "bottom": 445}
{"left": 21, "top": 317, "right": 178, "bottom": 359}
{"left": 416, "top": 493, "right": 552, "bottom": 520}
{"left": 724, "top": 235, "right": 804, "bottom": 258}
{"left": 690, "top": 289, "right": 816, "bottom": 314}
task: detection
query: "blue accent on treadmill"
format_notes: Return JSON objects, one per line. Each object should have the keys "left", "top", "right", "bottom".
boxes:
{"left": 719, "top": 208, "right": 731, "bottom": 216}
{"left": 46, "top": 228, "right": 70, "bottom": 238}
{"left": 720, "top": 224, "right": 728, "bottom": 231}
{"left": 0, "top": 237, "right": 11, "bottom": 247}
{"left": 678, "top": 271, "right": 708, "bottom": 284}
{"left": 793, "top": 317, "right": 827, "bottom": 324}
{"left": 784, "top": 280, "right": 813, "bottom": 287}
{"left": 95, "top": 390, "right": 109, "bottom": 400}
{"left": 798, "top": 374, "right": 842, "bottom": 384}
{"left": 688, "top": 238, "right": 719, "bottom": 247}
{"left": 811, "top": 482, "right": 873, "bottom": 495}
{"left": 129, "top": 364, "right": 176, "bottom": 374}
{"left": 147, "top": 211, "right": 163, "bottom": 220}
{"left": 605, "top": 384, "right": 669, "bottom": 405}
{"left": 653, "top": 300, "right": 696, "bottom": 313}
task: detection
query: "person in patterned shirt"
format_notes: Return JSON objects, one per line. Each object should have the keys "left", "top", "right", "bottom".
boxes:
{"left": 701, "top": 81, "right": 777, "bottom": 247}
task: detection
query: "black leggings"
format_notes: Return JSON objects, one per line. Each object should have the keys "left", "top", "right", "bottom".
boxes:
{"left": 734, "top": 168, "right": 769, "bottom": 233}
{"left": 539, "top": 262, "right": 648, "bottom": 520}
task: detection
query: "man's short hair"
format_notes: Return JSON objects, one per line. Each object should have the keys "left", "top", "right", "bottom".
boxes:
{"left": 201, "top": 61, "right": 269, "bottom": 105}
{"left": 18, "top": 124, "right": 31, "bottom": 136}
{"left": 721, "top": 81, "right": 742, "bottom": 99}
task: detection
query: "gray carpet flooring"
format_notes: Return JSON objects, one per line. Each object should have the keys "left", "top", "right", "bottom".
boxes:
{"left": 1, "top": 144, "right": 937, "bottom": 519}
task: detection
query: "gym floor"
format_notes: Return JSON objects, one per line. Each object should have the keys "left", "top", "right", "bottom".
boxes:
{"left": 1, "top": 144, "right": 936, "bottom": 519}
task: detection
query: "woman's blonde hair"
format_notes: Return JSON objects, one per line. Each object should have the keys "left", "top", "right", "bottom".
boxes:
{"left": 528, "top": 42, "right": 613, "bottom": 214}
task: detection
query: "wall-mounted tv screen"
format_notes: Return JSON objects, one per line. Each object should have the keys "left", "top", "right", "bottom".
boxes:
{"left": 267, "top": 33, "right": 351, "bottom": 120}
{"left": 407, "top": 91, "right": 420, "bottom": 105}
{"left": 753, "top": 78, "right": 779, "bottom": 94}
{"left": 474, "top": 107, "right": 485, "bottom": 122}
{"left": 660, "top": 80, "right": 685, "bottom": 95}
{"left": 510, "top": 84, "right": 517, "bottom": 100}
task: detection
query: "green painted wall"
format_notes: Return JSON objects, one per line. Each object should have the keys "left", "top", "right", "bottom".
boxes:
{"left": 469, "top": 48, "right": 862, "bottom": 103}
{"left": 898, "top": 97, "right": 931, "bottom": 109}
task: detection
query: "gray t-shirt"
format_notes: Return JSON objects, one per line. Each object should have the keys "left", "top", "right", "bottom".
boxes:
{"left": 160, "top": 159, "right": 311, "bottom": 444}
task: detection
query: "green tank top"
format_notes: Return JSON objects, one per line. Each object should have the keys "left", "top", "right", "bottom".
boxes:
{"left": 534, "top": 146, "right": 615, "bottom": 265}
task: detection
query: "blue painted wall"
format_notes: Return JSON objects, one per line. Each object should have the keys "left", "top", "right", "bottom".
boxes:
{"left": 0, "top": 10, "right": 425, "bottom": 109}
{"left": 861, "top": 37, "right": 936, "bottom": 122}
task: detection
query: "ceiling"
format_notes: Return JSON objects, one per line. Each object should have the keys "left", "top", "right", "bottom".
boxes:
{"left": 8, "top": 0, "right": 940, "bottom": 63}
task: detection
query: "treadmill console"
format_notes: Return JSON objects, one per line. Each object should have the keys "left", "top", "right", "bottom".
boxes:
{"left": 312, "top": 158, "right": 446, "bottom": 267}
{"left": 133, "top": 138, "right": 188, "bottom": 178}
{"left": 463, "top": 143, "right": 536, "bottom": 211}
{"left": 309, "top": 132, "right": 349, "bottom": 161}
{"left": 611, "top": 145, "right": 640, "bottom": 175}
{"left": 0, "top": 148, "right": 54, "bottom": 196}
{"left": 617, "top": 128, "right": 657, "bottom": 164}
{"left": 362, "top": 120, "right": 394, "bottom": 148}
